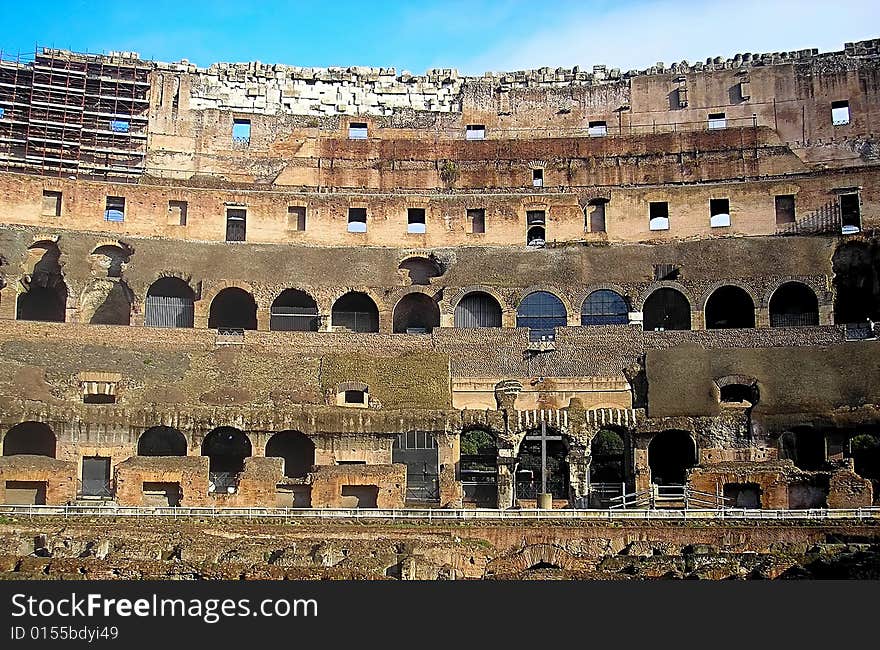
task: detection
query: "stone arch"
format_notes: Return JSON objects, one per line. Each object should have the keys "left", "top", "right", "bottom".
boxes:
{"left": 768, "top": 281, "right": 819, "bottom": 328}
{"left": 704, "top": 285, "right": 756, "bottom": 329}
{"left": 393, "top": 292, "right": 440, "bottom": 333}
{"left": 331, "top": 291, "right": 380, "bottom": 333}
{"left": 145, "top": 276, "right": 196, "bottom": 328}
{"left": 515, "top": 289, "right": 569, "bottom": 340}
{"left": 201, "top": 426, "right": 252, "bottom": 473}
{"left": 648, "top": 430, "right": 697, "bottom": 485}
{"left": 642, "top": 287, "right": 691, "bottom": 331}
{"left": 511, "top": 544, "right": 574, "bottom": 572}
{"left": 2, "top": 421, "right": 56, "bottom": 458}
{"left": 398, "top": 255, "right": 444, "bottom": 285}
{"left": 448, "top": 285, "right": 510, "bottom": 313}
{"left": 89, "top": 242, "right": 132, "bottom": 278}
{"left": 635, "top": 281, "right": 695, "bottom": 310}
{"left": 138, "top": 426, "right": 188, "bottom": 456}
{"left": 208, "top": 287, "right": 258, "bottom": 330}
{"left": 453, "top": 290, "right": 503, "bottom": 328}
{"left": 17, "top": 240, "right": 67, "bottom": 322}
{"left": 581, "top": 289, "right": 630, "bottom": 326}
{"left": 265, "top": 430, "right": 315, "bottom": 478}
{"left": 270, "top": 288, "right": 319, "bottom": 331}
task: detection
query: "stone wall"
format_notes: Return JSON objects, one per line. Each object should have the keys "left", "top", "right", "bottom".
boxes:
{"left": 0, "top": 456, "right": 78, "bottom": 505}
{"left": 310, "top": 464, "right": 406, "bottom": 508}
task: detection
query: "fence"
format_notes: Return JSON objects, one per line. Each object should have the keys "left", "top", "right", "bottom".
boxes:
{"left": 1, "top": 504, "right": 878, "bottom": 521}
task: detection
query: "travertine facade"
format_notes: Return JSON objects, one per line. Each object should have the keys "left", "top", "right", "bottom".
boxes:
{"left": 0, "top": 39, "right": 878, "bottom": 511}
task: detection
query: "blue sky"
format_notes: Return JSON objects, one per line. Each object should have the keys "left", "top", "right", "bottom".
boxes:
{"left": 1, "top": 0, "right": 878, "bottom": 74}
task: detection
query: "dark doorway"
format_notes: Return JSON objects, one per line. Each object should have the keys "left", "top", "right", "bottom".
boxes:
{"left": 201, "top": 427, "right": 251, "bottom": 474}
{"left": 17, "top": 286, "right": 67, "bottom": 322}
{"left": 769, "top": 282, "right": 819, "bottom": 327}
{"left": 265, "top": 430, "right": 315, "bottom": 478}
{"left": 393, "top": 293, "right": 440, "bottom": 333}
{"left": 81, "top": 456, "right": 111, "bottom": 497}
{"left": 145, "top": 277, "right": 195, "bottom": 328}
{"left": 143, "top": 482, "right": 182, "bottom": 507}
{"left": 341, "top": 485, "right": 379, "bottom": 508}
{"left": 705, "top": 286, "right": 755, "bottom": 329}
{"left": 270, "top": 289, "right": 319, "bottom": 331}
{"left": 331, "top": 292, "right": 379, "bottom": 333}
{"left": 460, "top": 428, "right": 497, "bottom": 506}
{"left": 590, "top": 429, "right": 625, "bottom": 483}
{"left": 138, "top": 426, "right": 187, "bottom": 456}
{"left": 2, "top": 422, "right": 56, "bottom": 457}
{"left": 643, "top": 288, "right": 691, "bottom": 331}
{"left": 832, "top": 241, "right": 880, "bottom": 324}
{"left": 724, "top": 483, "right": 761, "bottom": 508}
{"left": 516, "top": 429, "right": 568, "bottom": 499}
{"left": 849, "top": 433, "right": 880, "bottom": 481}
{"left": 779, "top": 428, "right": 826, "bottom": 471}
{"left": 4, "top": 481, "right": 47, "bottom": 505}
{"left": 648, "top": 430, "right": 697, "bottom": 485}
{"left": 398, "top": 257, "right": 442, "bottom": 285}
{"left": 208, "top": 288, "right": 257, "bottom": 330}
{"left": 393, "top": 431, "right": 439, "bottom": 502}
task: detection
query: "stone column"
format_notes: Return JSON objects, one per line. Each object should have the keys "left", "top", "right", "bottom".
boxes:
{"left": 566, "top": 443, "right": 590, "bottom": 508}
{"left": 256, "top": 307, "right": 271, "bottom": 331}
{"left": 496, "top": 449, "right": 516, "bottom": 509}
{"left": 437, "top": 431, "right": 461, "bottom": 507}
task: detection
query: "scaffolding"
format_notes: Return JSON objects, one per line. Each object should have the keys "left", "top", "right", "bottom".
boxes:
{"left": 0, "top": 46, "right": 151, "bottom": 181}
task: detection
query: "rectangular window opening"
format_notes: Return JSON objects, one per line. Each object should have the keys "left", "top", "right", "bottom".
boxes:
{"left": 109, "top": 119, "right": 130, "bottom": 133}
{"left": 468, "top": 208, "right": 486, "bottom": 234}
{"left": 344, "top": 389, "right": 366, "bottom": 404}
{"left": 407, "top": 208, "right": 426, "bottom": 234}
{"left": 226, "top": 208, "right": 247, "bottom": 242}
{"left": 465, "top": 124, "right": 486, "bottom": 140}
{"left": 840, "top": 193, "right": 861, "bottom": 233}
{"left": 709, "top": 198, "right": 731, "bottom": 228}
{"left": 707, "top": 112, "right": 727, "bottom": 130}
{"left": 588, "top": 120, "right": 607, "bottom": 137}
{"left": 348, "top": 122, "right": 368, "bottom": 140}
{"left": 288, "top": 206, "right": 307, "bottom": 231}
{"left": 649, "top": 201, "right": 669, "bottom": 231}
{"left": 775, "top": 194, "right": 796, "bottom": 225}
{"left": 348, "top": 207, "right": 367, "bottom": 233}
{"left": 104, "top": 196, "right": 125, "bottom": 222}
{"left": 42, "top": 190, "right": 62, "bottom": 217}
{"left": 168, "top": 200, "right": 187, "bottom": 226}
{"left": 831, "top": 100, "right": 850, "bottom": 126}
{"left": 232, "top": 118, "right": 251, "bottom": 144}
{"left": 532, "top": 168, "right": 544, "bottom": 187}
{"left": 588, "top": 200, "right": 606, "bottom": 233}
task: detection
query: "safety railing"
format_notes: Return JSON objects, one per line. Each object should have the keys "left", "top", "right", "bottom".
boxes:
{"left": 1, "top": 505, "right": 878, "bottom": 521}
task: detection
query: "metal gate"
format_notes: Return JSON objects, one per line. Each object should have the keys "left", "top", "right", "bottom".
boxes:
{"left": 392, "top": 432, "right": 439, "bottom": 502}
{"left": 145, "top": 295, "right": 194, "bottom": 328}
{"left": 81, "top": 457, "right": 111, "bottom": 497}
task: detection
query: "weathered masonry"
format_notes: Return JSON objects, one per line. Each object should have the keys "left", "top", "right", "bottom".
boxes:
{"left": 0, "top": 40, "right": 879, "bottom": 510}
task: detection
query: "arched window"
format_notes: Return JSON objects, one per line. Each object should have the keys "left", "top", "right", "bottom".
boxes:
{"left": 769, "top": 282, "right": 819, "bottom": 327}
{"left": 648, "top": 430, "right": 697, "bottom": 485}
{"left": 2, "top": 422, "right": 56, "bottom": 458}
{"left": 201, "top": 427, "right": 251, "bottom": 475}
{"left": 642, "top": 288, "right": 691, "bottom": 331}
{"left": 527, "top": 225, "right": 545, "bottom": 247}
{"left": 393, "top": 293, "right": 440, "bottom": 333}
{"left": 517, "top": 291, "right": 567, "bottom": 341}
{"left": 270, "top": 289, "right": 319, "bottom": 331}
{"left": 331, "top": 292, "right": 379, "bottom": 333}
{"left": 145, "top": 277, "right": 195, "bottom": 328}
{"left": 138, "top": 426, "right": 187, "bottom": 456}
{"left": 581, "top": 290, "right": 628, "bottom": 326}
{"left": 399, "top": 257, "right": 442, "bottom": 285}
{"left": 705, "top": 286, "right": 755, "bottom": 329}
{"left": 265, "top": 431, "right": 315, "bottom": 478}
{"left": 454, "top": 292, "right": 502, "bottom": 328}
{"left": 208, "top": 287, "right": 257, "bottom": 330}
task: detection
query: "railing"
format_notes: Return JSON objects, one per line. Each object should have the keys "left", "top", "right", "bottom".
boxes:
{"left": 1, "top": 504, "right": 878, "bottom": 521}
{"left": 609, "top": 485, "right": 733, "bottom": 509}
{"left": 215, "top": 328, "right": 245, "bottom": 345}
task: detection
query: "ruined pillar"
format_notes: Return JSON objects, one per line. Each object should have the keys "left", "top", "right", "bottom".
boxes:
{"left": 256, "top": 307, "right": 271, "bottom": 331}
{"left": 496, "top": 451, "right": 516, "bottom": 509}
{"left": 564, "top": 398, "right": 591, "bottom": 508}
{"left": 494, "top": 378, "right": 524, "bottom": 509}
{"left": 436, "top": 431, "right": 462, "bottom": 507}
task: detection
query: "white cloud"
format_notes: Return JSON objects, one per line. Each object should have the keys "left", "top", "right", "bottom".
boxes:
{"left": 461, "top": 0, "right": 880, "bottom": 75}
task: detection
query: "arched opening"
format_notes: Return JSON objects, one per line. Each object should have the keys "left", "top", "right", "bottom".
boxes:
{"left": 90, "top": 244, "right": 131, "bottom": 278}
{"left": 138, "top": 426, "right": 187, "bottom": 456}
{"left": 581, "top": 290, "right": 628, "bottom": 326}
{"left": 648, "top": 430, "right": 697, "bottom": 485}
{"left": 516, "top": 429, "right": 568, "bottom": 500}
{"left": 769, "top": 282, "right": 819, "bottom": 327}
{"left": 393, "top": 293, "right": 440, "bottom": 334}
{"left": 331, "top": 292, "right": 379, "bottom": 333}
{"left": 832, "top": 241, "right": 880, "bottom": 324}
{"left": 270, "top": 289, "right": 319, "bottom": 332}
{"left": 454, "top": 292, "right": 502, "bottom": 328}
{"left": 526, "top": 225, "right": 545, "bottom": 247}
{"left": 849, "top": 432, "right": 880, "bottom": 482}
{"left": 85, "top": 281, "right": 134, "bottom": 325}
{"left": 590, "top": 429, "right": 625, "bottom": 484}
{"left": 2, "top": 422, "right": 56, "bottom": 458}
{"left": 393, "top": 431, "right": 439, "bottom": 502}
{"left": 516, "top": 291, "right": 567, "bottom": 341}
{"left": 705, "top": 286, "right": 755, "bottom": 329}
{"left": 398, "top": 257, "right": 442, "bottom": 285}
{"left": 643, "top": 288, "right": 691, "bottom": 331}
{"left": 208, "top": 287, "right": 257, "bottom": 330}
{"left": 778, "top": 428, "right": 826, "bottom": 471}
{"left": 265, "top": 430, "right": 315, "bottom": 478}
{"left": 201, "top": 427, "right": 251, "bottom": 477}
{"left": 460, "top": 428, "right": 497, "bottom": 506}
{"left": 720, "top": 383, "right": 758, "bottom": 406}
{"left": 145, "top": 277, "right": 195, "bottom": 328}
{"left": 17, "top": 286, "right": 67, "bottom": 322}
